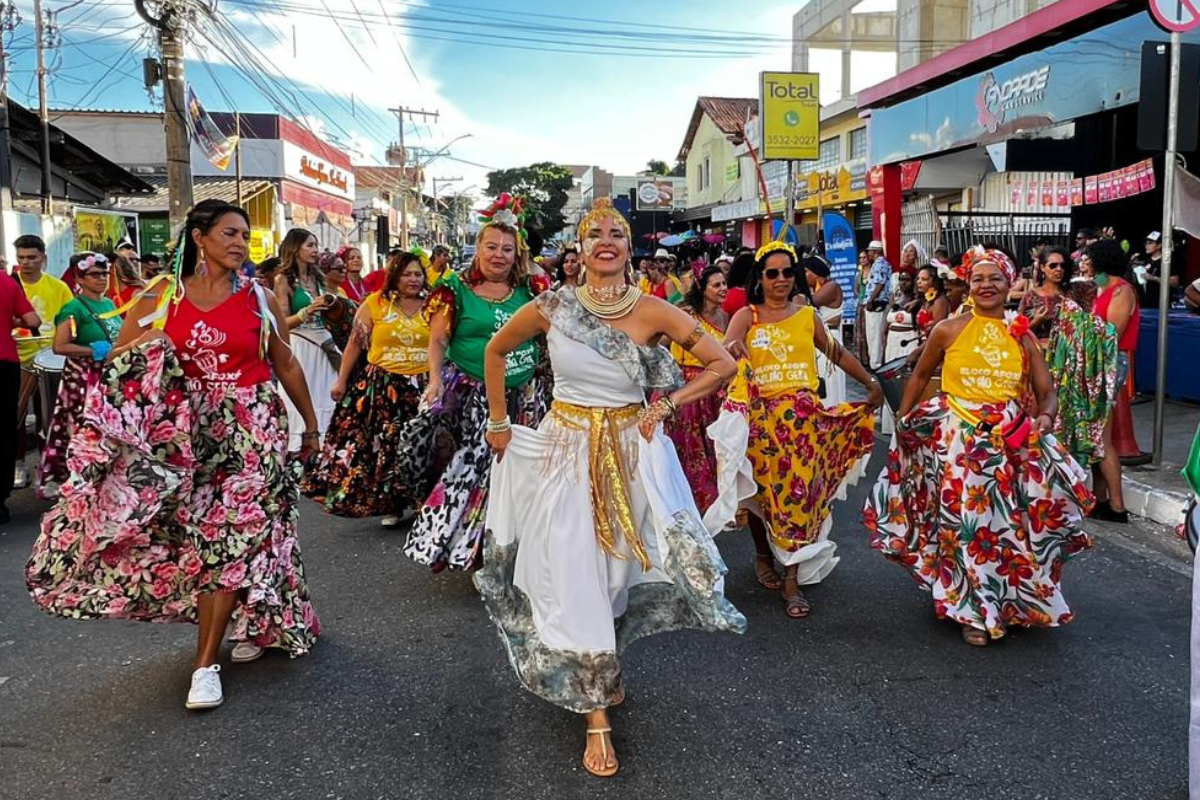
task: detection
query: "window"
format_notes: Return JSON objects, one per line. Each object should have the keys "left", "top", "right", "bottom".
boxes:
{"left": 703, "top": 156, "right": 712, "bottom": 191}
{"left": 696, "top": 164, "right": 704, "bottom": 191}
{"left": 849, "top": 127, "right": 867, "bottom": 161}
{"left": 814, "top": 137, "right": 840, "bottom": 172}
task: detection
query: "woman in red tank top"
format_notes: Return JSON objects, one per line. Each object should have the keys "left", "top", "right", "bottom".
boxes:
{"left": 26, "top": 200, "right": 322, "bottom": 713}
{"left": 1086, "top": 240, "right": 1139, "bottom": 523}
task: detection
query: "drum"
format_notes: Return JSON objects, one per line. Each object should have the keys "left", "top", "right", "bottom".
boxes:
{"left": 873, "top": 355, "right": 941, "bottom": 414}
{"left": 32, "top": 348, "right": 66, "bottom": 431}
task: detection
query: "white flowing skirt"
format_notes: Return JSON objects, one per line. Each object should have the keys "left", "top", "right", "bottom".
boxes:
{"left": 815, "top": 325, "right": 847, "bottom": 407}
{"left": 283, "top": 328, "right": 338, "bottom": 451}
{"left": 476, "top": 410, "right": 746, "bottom": 712}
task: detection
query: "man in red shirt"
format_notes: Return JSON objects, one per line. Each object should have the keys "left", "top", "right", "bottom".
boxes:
{"left": 2, "top": 271, "right": 41, "bottom": 522}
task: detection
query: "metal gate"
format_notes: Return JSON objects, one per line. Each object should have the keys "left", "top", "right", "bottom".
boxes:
{"left": 900, "top": 197, "right": 940, "bottom": 259}
{"left": 939, "top": 212, "right": 1072, "bottom": 267}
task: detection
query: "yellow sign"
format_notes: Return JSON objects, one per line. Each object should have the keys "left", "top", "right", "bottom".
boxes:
{"left": 249, "top": 229, "right": 275, "bottom": 264}
{"left": 75, "top": 209, "right": 136, "bottom": 254}
{"left": 759, "top": 72, "right": 820, "bottom": 161}
{"left": 796, "top": 162, "right": 869, "bottom": 211}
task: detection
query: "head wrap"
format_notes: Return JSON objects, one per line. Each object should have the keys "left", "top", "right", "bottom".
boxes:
{"left": 336, "top": 244, "right": 358, "bottom": 261}
{"left": 902, "top": 239, "right": 928, "bottom": 265}
{"left": 801, "top": 253, "right": 831, "bottom": 279}
{"left": 960, "top": 245, "right": 1016, "bottom": 283}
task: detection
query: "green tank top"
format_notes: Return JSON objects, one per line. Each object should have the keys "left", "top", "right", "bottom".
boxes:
{"left": 442, "top": 271, "right": 539, "bottom": 388}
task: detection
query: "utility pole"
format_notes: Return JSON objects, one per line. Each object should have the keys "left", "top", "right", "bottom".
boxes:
{"left": 1153, "top": 29, "right": 1182, "bottom": 465}
{"left": 234, "top": 111, "right": 243, "bottom": 207}
{"left": 33, "top": 0, "right": 52, "bottom": 214}
{"left": 431, "top": 176, "right": 460, "bottom": 244}
{"left": 136, "top": 0, "right": 193, "bottom": 230}
{"left": 386, "top": 106, "right": 438, "bottom": 248}
{"left": 0, "top": 2, "right": 21, "bottom": 251}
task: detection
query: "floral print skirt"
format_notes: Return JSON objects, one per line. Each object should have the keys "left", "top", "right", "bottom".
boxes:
{"left": 1045, "top": 308, "right": 1117, "bottom": 467}
{"left": 738, "top": 387, "right": 876, "bottom": 580}
{"left": 663, "top": 365, "right": 722, "bottom": 514}
{"left": 25, "top": 342, "right": 321, "bottom": 656}
{"left": 302, "top": 364, "right": 426, "bottom": 518}
{"left": 862, "top": 395, "right": 1094, "bottom": 639}
{"left": 398, "top": 364, "right": 548, "bottom": 571}
{"left": 36, "top": 356, "right": 98, "bottom": 498}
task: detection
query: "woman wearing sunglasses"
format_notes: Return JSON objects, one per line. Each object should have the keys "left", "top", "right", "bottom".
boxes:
{"left": 37, "top": 253, "right": 122, "bottom": 496}
{"left": 719, "top": 241, "right": 882, "bottom": 618}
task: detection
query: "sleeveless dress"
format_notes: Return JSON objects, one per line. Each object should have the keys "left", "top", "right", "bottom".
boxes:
{"left": 303, "top": 291, "right": 431, "bottom": 518}
{"left": 663, "top": 313, "right": 726, "bottom": 512}
{"left": 399, "top": 271, "right": 549, "bottom": 571}
{"left": 284, "top": 282, "right": 339, "bottom": 451}
{"left": 711, "top": 305, "right": 875, "bottom": 583}
{"left": 814, "top": 302, "right": 846, "bottom": 406}
{"left": 27, "top": 283, "right": 321, "bottom": 655}
{"left": 863, "top": 311, "right": 1094, "bottom": 639}
{"left": 475, "top": 287, "right": 746, "bottom": 712}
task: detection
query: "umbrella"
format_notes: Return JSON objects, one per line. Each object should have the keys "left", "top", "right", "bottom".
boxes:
{"left": 702, "top": 233, "right": 727, "bottom": 244}
{"left": 641, "top": 232, "right": 668, "bottom": 240}
{"left": 678, "top": 230, "right": 697, "bottom": 242}
{"left": 660, "top": 234, "right": 684, "bottom": 247}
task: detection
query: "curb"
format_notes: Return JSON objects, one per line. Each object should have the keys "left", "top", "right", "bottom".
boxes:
{"left": 1121, "top": 465, "right": 1191, "bottom": 528}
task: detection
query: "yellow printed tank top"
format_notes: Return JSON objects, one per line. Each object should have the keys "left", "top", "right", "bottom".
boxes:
{"left": 365, "top": 292, "right": 430, "bottom": 375}
{"left": 746, "top": 305, "right": 819, "bottom": 398}
{"left": 671, "top": 314, "right": 725, "bottom": 368}
{"left": 941, "top": 311, "right": 1024, "bottom": 403}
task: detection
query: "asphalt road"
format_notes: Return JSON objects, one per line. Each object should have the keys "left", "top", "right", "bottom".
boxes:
{"left": 0, "top": 444, "right": 1191, "bottom": 800}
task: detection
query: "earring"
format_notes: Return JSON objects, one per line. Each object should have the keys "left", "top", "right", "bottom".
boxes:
{"left": 198, "top": 248, "right": 209, "bottom": 277}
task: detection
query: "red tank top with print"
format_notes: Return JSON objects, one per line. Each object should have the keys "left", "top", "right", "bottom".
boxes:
{"left": 1093, "top": 278, "right": 1140, "bottom": 352}
{"left": 164, "top": 284, "right": 272, "bottom": 388}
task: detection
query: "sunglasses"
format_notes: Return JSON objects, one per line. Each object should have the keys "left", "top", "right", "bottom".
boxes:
{"left": 763, "top": 267, "right": 795, "bottom": 280}
{"left": 81, "top": 270, "right": 111, "bottom": 278}
{"left": 1044, "top": 262, "right": 1065, "bottom": 269}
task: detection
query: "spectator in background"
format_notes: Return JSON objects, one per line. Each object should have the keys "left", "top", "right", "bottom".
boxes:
{"left": 1, "top": 269, "right": 40, "bottom": 522}
{"left": 140, "top": 253, "right": 162, "bottom": 279}
{"left": 106, "top": 251, "right": 145, "bottom": 312}
{"left": 255, "top": 256, "right": 281, "bottom": 290}
{"left": 1073, "top": 228, "right": 1099, "bottom": 261}
{"left": 1186, "top": 276, "right": 1200, "bottom": 312}
{"left": 1088, "top": 239, "right": 1139, "bottom": 524}
{"left": 1134, "top": 231, "right": 1184, "bottom": 309}
{"left": 427, "top": 244, "right": 452, "bottom": 287}
{"left": 858, "top": 240, "right": 892, "bottom": 368}
{"left": 12, "top": 234, "right": 73, "bottom": 491}
{"left": 553, "top": 244, "right": 581, "bottom": 288}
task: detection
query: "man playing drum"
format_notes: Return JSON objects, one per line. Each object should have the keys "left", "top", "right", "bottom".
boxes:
{"left": 11, "top": 235, "right": 73, "bottom": 492}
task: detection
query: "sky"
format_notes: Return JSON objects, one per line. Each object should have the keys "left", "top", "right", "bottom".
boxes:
{"left": 0, "top": 0, "right": 896, "bottom": 200}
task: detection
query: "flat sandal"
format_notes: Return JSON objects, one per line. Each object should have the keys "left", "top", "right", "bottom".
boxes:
{"left": 583, "top": 727, "right": 619, "bottom": 778}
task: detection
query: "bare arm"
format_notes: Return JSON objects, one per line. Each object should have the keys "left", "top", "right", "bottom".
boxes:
{"left": 422, "top": 309, "right": 452, "bottom": 405}
{"left": 16, "top": 310, "right": 40, "bottom": 330}
{"left": 723, "top": 307, "right": 754, "bottom": 359}
{"left": 266, "top": 292, "right": 318, "bottom": 446}
{"left": 108, "top": 295, "right": 169, "bottom": 360}
{"left": 811, "top": 281, "right": 840, "bottom": 309}
{"left": 52, "top": 318, "right": 94, "bottom": 358}
{"left": 332, "top": 302, "right": 372, "bottom": 401}
{"left": 812, "top": 316, "right": 883, "bottom": 408}
{"left": 898, "top": 321, "right": 953, "bottom": 418}
{"left": 1025, "top": 335, "right": 1057, "bottom": 431}
{"left": 1105, "top": 282, "right": 1137, "bottom": 340}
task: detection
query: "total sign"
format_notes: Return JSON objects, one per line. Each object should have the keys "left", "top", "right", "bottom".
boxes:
{"left": 760, "top": 72, "right": 820, "bottom": 161}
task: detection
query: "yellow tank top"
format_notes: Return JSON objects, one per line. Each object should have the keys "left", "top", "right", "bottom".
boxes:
{"left": 746, "top": 305, "right": 819, "bottom": 398}
{"left": 941, "top": 311, "right": 1024, "bottom": 403}
{"left": 671, "top": 314, "right": 725, "bottom": 368}
{"left": 365, "top": 292, "right": 430, "bottom": 375}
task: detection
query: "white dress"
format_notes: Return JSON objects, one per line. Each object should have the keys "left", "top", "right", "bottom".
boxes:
{"left": 881, "top": 308, "right": 920, "bottom": 435}
{"left": 476, "top": 288, "right": 746, "bottom": 713}
{"left": 814, "top": 303, "right": 846, "bottom": 406}
{"left": 282, "top": 323, "right": 338, "bottom": 450}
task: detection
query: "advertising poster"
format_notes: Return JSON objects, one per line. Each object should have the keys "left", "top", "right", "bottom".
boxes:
{"left": 822, "top": 211, "right": 859, "bottom": 319}
{"left": 1123, "top": 166, "right": 1139, "bottom": 197}
{"left": 139, "top": 217, "right": 171, "bottom": 257}
{"left": 1085, "top": 176, "right": 1099, "bottom": 204}
{"left": 1026, "top": 179, "right": 1038, "bottom": 208}
{"left": 1071, "top": 179, "right": 1084, "bottom": 206}
{"left": 1056, "top": 180, "right": 1069, "bottom": 207}
{"left": 1041, "top": 180, "right": 1054, "bottom": 208}
{"left": 635, "top": 180, "right": 676, "bottom": 212}
{"left": 759, "top": 71, "right": 820, "bottom": 161}
{"left": 1140, "top": 160, "right": 1157, "bottom": 192}
{"left": 75, "top": 208, "right": 137, "bottom": 254}
{"left": 1098, "top": 174, "right": 1112, "bottom": 203}
{"left": 1010, "top": 179, "right": 1023, "bottom": 208}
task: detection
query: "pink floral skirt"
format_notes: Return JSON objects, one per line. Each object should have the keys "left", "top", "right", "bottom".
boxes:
{"left": 26, "top": 342, "right": 321, "bottom": 656}
{"left": 862, "top": 395, "right": 1093, "bottom": 639}
{"left": 663, "top": 365, "right": 722, "bottom": 513}
{"left": 36, "top": 356, "right": 99, "bottom": 498}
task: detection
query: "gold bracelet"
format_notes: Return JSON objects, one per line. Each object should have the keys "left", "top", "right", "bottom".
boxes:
{"left": 680, "top": 322, "right": 705, "bottom": 351}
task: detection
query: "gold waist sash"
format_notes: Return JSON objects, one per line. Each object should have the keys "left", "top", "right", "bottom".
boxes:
{"left": 547, "top": 400, "right": 650, "bottom": 571}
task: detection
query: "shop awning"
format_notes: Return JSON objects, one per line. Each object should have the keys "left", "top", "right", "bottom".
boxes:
{"left": 112, "top": 175, "right": 275, "bottom": 213}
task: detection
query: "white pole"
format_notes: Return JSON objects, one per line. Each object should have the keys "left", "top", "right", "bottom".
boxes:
{"left": 1154, "top": 30, "right": 1181, "bottom": 466}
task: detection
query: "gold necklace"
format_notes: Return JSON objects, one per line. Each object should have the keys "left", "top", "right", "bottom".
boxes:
{"left": 577, "top": 283, "right": 641, "bottom": 320}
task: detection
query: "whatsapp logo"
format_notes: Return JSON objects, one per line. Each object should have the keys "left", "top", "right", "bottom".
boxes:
{"left": 783, "top": 110, "right": 800, "bottom": 127}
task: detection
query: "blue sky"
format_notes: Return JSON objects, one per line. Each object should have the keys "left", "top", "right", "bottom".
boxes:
{"left": 4, "top": 0, "right": 818, "bottom": 196}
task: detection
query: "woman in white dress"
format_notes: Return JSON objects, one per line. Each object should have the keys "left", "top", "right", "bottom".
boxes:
{"left": 476, "top": 199, "right": 746, "bottom": 778}
{"left": 805, "top": 253, "right": 846, "bottom": 405}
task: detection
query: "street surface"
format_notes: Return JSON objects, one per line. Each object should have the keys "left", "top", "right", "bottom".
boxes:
{"left": 0, "top": 444, "right": 1191, "bottom": 800}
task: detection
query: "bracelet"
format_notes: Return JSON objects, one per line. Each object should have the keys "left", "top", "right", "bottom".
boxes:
{"left": 298, "top": 307, "right": 309, "bottom": 322}
{"left": 662, "top": 396, "right": 678, "bottom": 418}
{"left": 486, "top": 416, "right": 512, "bottom": 433}
{"left": 301, "top": 431, "right": 319, "bottom": 440}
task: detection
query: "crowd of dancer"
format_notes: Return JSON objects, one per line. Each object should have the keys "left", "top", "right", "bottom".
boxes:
{"left": 7, "top": 196, "right": 1112, "bottom": 778}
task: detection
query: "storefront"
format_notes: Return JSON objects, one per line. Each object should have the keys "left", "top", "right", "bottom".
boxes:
{"left": 859, "top": 7, "right": 1200, "bottom": 270}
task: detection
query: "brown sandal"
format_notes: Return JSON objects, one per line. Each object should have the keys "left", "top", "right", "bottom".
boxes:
{"left": 754, "top": 554, "right": 782, "bottom": 590}
{"left": 961, "top": 625, "right": 989, "bottom": 647}
{"left": 783, "top": 589, "right": 811, "bottom": 618}
{"left": 583, "top": 727, "right": 619, "bottom": 778}
{"left": 610, "top": 685, "right": 626, "bottom": 708}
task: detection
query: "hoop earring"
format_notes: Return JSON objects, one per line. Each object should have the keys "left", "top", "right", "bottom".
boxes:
{"left": 198, "top": 248, "right": 209, "bottom": 277}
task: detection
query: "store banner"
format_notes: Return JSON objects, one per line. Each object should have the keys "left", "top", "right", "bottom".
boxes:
{"left": 635, "top": 180, "right": 676, "bottom": 211}
{"left": 822, "top": 211, "right": 859, "bottom": 318}
{"left": 186, "top": 86, "right": 239, "bottom": 171}
{"left": 759, "top": 71, "right": 820, "bottom": 161}
{"left": 75, "top": 208, "right": 137, "bottom": 254}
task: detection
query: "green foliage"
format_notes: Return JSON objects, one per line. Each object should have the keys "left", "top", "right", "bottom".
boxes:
{"left": 484, "top": 162, "right": 574, "bottom": 239}
{"left": 644, "top": 159, "right": 670, "bottom": 176}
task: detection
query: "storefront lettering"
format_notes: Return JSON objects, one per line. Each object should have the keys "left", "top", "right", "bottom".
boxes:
{"left": 977, "top": 65, "right": 1051, "bottom": 133}
{"left": 299, "top": 156, "right": 349, "bottom": 193}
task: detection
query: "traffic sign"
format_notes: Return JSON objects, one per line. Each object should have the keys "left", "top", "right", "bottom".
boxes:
{"left": 1150, "top": 0, "right": 1200, "bottom": 33}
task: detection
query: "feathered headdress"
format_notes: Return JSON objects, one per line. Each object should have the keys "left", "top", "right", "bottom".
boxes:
{"left": 478, "top": 192, "right": 528, "bottom": 242}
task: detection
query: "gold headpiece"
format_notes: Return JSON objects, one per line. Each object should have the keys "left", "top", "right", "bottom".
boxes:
{"left": 577, "top": 197, "right": 631, "bottom": 241}
{"left": 755, "top": 240, "right": 797, "bottom": 263}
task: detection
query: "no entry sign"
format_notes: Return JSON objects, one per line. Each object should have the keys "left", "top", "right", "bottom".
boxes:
{"left": 1151, "top": 0, "right": 1200, "bottom": 32}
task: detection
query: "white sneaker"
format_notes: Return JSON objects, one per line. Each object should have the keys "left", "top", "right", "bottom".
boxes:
{"left": 230, "top": 642, "right": 264, "bottom": 663}
{"left": 185, "top": 665, "right": 223, "bottom": 710}
{"left": 13, "top": 464, "right": 28, "bottom": 490}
